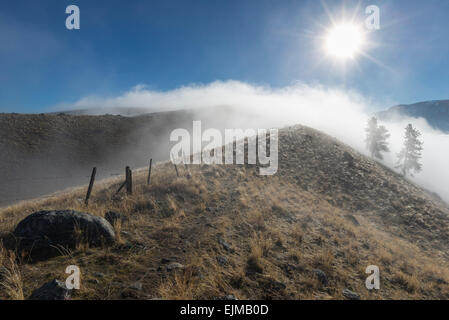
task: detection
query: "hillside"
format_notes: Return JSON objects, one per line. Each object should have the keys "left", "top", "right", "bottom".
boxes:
{"left": 378, "top": 100, "right": 449, "bottom": 132}
{"left": 0, "top": 107, "right": 263, "bottom": 206}
{"left": 0, "top": 109, "right": 235, "bottom": 206}
{"left": 1, "top": 125, "right": 449, "bottom": 300}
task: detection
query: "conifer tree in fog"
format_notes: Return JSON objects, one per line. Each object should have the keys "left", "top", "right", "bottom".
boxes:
{"left": 396, "top": 124, "right": 423, "bottom": 177}
{"left": 365, "top": 117, "right": 390, "bottom": 160}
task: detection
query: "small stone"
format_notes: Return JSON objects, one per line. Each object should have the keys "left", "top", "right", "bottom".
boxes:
{"left": 161, "top": 257, "right": 180, "bottom": 264}
{"left": 216, "top": 255, "right": 228, "bottom": 266}
{"left": 166, "top": 262, "right": 185, "bottom": 271}
{"left": 313, "top": 269, "right": 328, "bottom": 286}
{"left": 218, "top": 237, "right": 234, "bottom": 252}
{"left": 129, "top": 282, "right": 143, "bottom": 291}
{"left": 342, "top": 288, "right": 360, "bottom": 300}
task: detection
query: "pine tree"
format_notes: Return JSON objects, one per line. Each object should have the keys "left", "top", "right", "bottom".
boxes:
{"left": 365, "top": 117, "right": 390, "bottom": 160}
{"left": 396, "top": 124, "right": 423, "bottom": 177}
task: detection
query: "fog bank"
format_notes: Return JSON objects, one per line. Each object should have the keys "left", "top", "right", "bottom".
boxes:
{"left": 63, "top": 81, "right": 449, "bottom": 202}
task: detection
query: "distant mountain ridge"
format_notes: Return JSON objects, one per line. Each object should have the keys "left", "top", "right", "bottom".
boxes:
{"left": 378, "top": 100, "right": 449, "bottom": 132}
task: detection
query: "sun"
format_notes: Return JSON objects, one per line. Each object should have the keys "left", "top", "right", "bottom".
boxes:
{"left": 324, "top": 23, "right": 365, "bottom": 60}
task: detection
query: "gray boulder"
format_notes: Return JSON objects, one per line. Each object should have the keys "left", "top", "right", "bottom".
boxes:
{"left": 14, "top": 210, "right": 115, "bottom": 260}
{"left": 29, "top": 279, "right": 72, "bottom": 300}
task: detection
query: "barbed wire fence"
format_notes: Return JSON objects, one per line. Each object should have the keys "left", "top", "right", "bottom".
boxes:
{"left": 0, "top": 172, "right": 125, "bottom": 205}
{"left": 1, "top": 143, "right": 236, "bottom": 208}
{"left": 0, "top": 157, "right": 191, "bottom": 208}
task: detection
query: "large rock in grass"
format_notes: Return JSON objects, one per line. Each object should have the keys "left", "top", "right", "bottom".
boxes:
{"left": 14, "top": 210, "right": 115, "bottom": 260}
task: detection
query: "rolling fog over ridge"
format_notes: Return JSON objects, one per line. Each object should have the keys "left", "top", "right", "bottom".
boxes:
{"left": 0, "top": 105, "right": 278, "bottom": 206}
{"left": 1, "top": 82, "right": 448, "bottom": 206}
{"left": 55, "top": 81, "right": 449, "bottom": 203}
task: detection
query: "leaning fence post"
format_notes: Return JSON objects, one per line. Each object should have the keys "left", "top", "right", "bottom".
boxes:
{"left": 114, "top": 180, "right": 126, "bottom": 198}
{"left": 147, "top": 159, "right": 153, "bottom": 185}
{"left": 126, "top": 166, "right": 133, "bottom": 195}
{"left": 85, "top": 167, "right": 97, "bottom": 206}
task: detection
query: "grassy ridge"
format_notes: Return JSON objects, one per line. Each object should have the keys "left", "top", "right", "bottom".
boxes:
{"left": 1, "top": 125, "right": 449, "bottom": 300}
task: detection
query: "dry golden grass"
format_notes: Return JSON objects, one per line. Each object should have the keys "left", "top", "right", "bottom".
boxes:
{"left": 158, "top": 270, "right": 199, "bottom": 300}
{"left": 0, "top": 242, "right": 24, "bottom": 300}
{"left": 0, "top": 155, "right": 448, "bottom": 300}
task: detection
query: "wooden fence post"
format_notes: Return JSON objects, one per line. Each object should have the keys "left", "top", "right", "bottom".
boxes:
{"left": 147, "top": 158, "right": 153, "bottom": 185}
{"left": 85, "top": 167, "right": 97, "bottom": 206}
{"left": 126, "top": 166, "right": 133, "bottom": 195}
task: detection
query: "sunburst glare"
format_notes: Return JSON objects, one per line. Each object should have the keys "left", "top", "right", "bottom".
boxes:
{"left": 324, "top": 23, "right": 365, "bottom": 60}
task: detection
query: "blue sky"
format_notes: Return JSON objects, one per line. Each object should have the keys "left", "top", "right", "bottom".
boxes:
{"left": 1, "top": 0, "right": 448, "bottom": 113}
